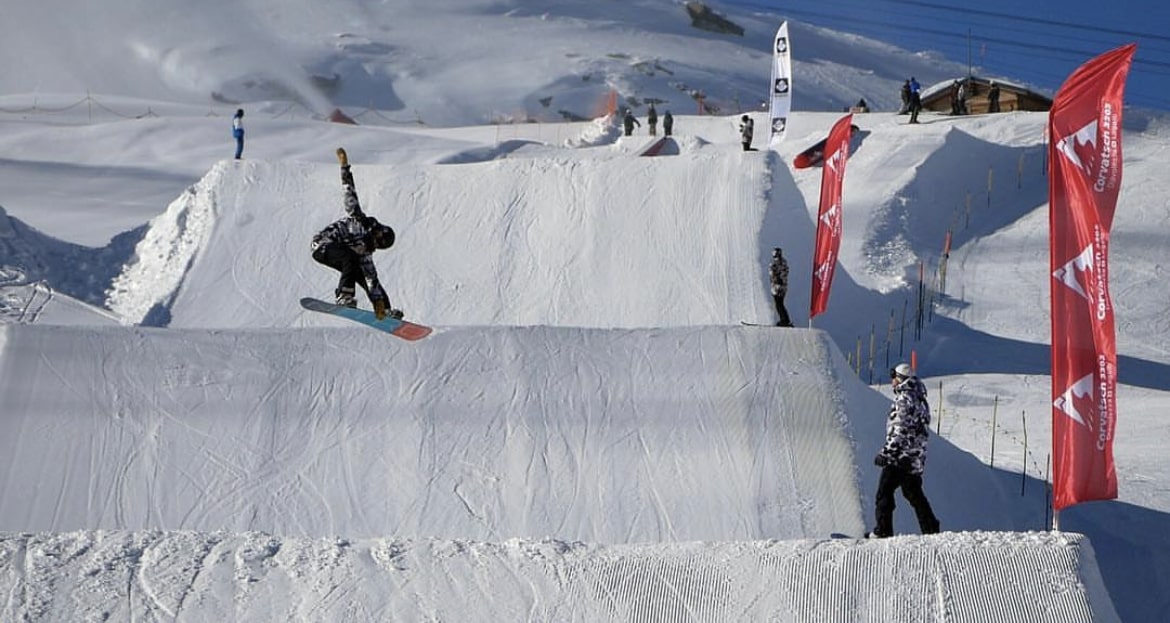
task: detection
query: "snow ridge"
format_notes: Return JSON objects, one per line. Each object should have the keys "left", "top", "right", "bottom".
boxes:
{"left": 106, "top": 163, "right": 225, "bottom": 326}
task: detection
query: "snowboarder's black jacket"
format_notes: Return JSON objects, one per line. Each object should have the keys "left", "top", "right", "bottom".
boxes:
{"left": 311, "top": 166, "right": 392, "bottom": 303}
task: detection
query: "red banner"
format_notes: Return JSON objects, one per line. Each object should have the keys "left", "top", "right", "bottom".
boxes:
{"left": 1049, "top": 44, "right": 1134, "bottom": 511}
{"left": 809, "top": 115, "right": 854, "bottom": 319}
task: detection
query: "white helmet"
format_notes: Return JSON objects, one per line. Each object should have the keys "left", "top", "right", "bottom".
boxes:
{"left": 892, "top": 363, "right": 913, "bottom": 378}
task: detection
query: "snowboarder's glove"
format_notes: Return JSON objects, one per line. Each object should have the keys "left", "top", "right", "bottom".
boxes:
{"left": 373, "top": 298, "right": 388, "bottom": 320}
{"left": 336, "top": 148, "right": 348, "bottom": 166}
{"left": 874, "top": 453, "right": 890, "bottom": 467}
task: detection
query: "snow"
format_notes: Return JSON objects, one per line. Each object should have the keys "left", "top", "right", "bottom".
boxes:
{"left": 2, "top": 1, "right": 1168, "bottom": 621}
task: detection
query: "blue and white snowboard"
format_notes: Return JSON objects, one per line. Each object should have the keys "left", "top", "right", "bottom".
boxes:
{"left": 300, "top": 297, "right": 432, "bottom": 341}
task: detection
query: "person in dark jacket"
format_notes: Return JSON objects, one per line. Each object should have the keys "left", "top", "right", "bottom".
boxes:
{"left": 647, "top": 104, "right": 658, "bottom": 136}
{"left": 899, "top": 80, "right": 911, "bottom": 114}
{"left": 987, "top": 81, "right": 1001, "bottom": 113}
{"left": 769, "top": 247, "right": 794, "bottom": 327}
{"left": 311, "top": 148, "right": 402, "bottom": 320}
{"left": 871, "top": 363, "right": 941, "bottom": 538}
{"left": 232, "top": 109, "right": 245, "bottom": 159}
{"left": 663, "top": 110, "right": 674, "bottom": 136}
{"left": 622, "top": 109, "right": 640, "bottom": 137}
{"left": 739, "top": 115, "right": 754, "bottom": 151}
{"left": 908, "top": 77, "right": 922, "bottom": 124}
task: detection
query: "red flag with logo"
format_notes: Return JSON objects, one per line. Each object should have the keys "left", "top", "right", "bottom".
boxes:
{"left": 1049, "top": 44, "right": 1134, "bottom": 511}
{"left": 809, "top": 115, "right": 854, "bottom": 319}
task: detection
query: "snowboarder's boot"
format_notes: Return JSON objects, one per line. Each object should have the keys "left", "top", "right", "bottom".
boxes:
{"left": 335, "top": 287, "right": 357, "bottom": 308}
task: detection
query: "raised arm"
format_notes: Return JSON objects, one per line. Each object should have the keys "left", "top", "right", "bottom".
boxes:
{"left": 337, "top": 148, "right": 364, "bottom": 217}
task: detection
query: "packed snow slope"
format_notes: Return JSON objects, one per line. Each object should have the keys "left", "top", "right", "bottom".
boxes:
{"left": 2, "top": 0, "right": 1169, "bottom": 617}
{"left": 3, "top": 111, "right": 1154, "bottom": 621}
{"left": 0, "top": 530, "right": 1114, "bottom": 622}
{"left": 0, "top": 323, "right": 869, "bottom": 542}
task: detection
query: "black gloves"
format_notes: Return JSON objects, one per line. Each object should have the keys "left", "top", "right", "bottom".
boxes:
{"left": 874, "top": 453, "right": 889, "bottom": 467}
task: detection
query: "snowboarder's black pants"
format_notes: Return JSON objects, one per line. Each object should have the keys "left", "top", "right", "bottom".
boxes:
{"left": 773, "top": 293, "right": 793, "bottom": 327}
{"left": 873, "top": 465, "right": 939, "bottom": 537}
{"left": 312, "top": 244, "right": 369, "bottom": 297}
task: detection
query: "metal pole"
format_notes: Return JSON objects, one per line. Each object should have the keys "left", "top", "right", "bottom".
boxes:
{"left": 1021, "top": 409, "right": 1028, "bottom": 496}
{"left": 1046, "top": 454, "right": 1054, "bottom": 530}
{"left": 936, "top": 380, "right": 943, "bottom": 434}
{"left": 990, "top": 395, "right": 999, "bottom": 469}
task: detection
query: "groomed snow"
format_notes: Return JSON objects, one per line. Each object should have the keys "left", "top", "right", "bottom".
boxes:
{"left": 2, "top": 1, "right": 1169, "bottom": 620}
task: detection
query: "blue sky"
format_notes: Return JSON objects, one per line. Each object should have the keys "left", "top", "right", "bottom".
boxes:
{"left": 731, "top": 0, "right": 1170, "bottom": 110}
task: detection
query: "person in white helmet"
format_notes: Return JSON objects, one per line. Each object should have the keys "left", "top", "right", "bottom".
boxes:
{"left": 769, "top": 247, "right": 793, "bottom": 327}
{"left": 870, "top": 363, "right": 940, "bottom": 537}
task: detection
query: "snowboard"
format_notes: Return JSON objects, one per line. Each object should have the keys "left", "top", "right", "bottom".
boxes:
{"left": 300, "top": 297, "right": 433, "bottom": 341}
{"left": 792, "top": 124, "right": 860, "bottom": 169}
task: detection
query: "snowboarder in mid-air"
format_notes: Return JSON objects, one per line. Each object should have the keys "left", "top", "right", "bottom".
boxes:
{"left": 311, "top": 148, "right": 403, "bottom": 320}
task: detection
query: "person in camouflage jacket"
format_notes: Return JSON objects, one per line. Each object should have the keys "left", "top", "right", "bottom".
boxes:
{"left": 871, "top": 363, "right": 940, "bottom": 538}
{"left": 311, "top": 148, "right": 401, "bottom": 320}
{"left": 769, "top": 247, "right": 794, "bottom": 327}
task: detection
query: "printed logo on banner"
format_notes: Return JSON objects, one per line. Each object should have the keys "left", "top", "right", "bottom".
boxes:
{"left": 1052, "top": 245, "right": 1094, "bottom": 301}
{"left": 1055, "top": 106, "right": 1121, "bottom": 194}
{"left": 1055, "top": 120, "right": 1098, "bottom": 177}
{"left": 819, "top": 202, "right": 841, "bottom": 232}
{"left": 771, "top": 117, "right": 786, "bottom": 134}
{"left": 1054, "top": 373, "right": 1095, "bottom": 428}
{"left": 774, "top": 78, "right": 790, "bottom": 95}
{"left": 776, "top": 37, "right": 788, "bottom": 54}
{"left": 813, "top": 255, "right": 835, "bottom": 286}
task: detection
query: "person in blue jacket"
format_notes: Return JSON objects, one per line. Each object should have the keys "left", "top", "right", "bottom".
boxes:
{"left": 232, "top": 109, "right": 245, "bottom": 159}
{"left": 908, "top": 78, "right": 922, "bottom": 124}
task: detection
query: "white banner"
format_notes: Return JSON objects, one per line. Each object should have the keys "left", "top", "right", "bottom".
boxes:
{"left": 769, "top": 22, "right": 791, "bottom": 148}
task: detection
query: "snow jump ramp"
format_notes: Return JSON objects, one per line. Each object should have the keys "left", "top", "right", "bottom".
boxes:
{"left": 0, "top": 323, "right": 1118, "bottom": 621}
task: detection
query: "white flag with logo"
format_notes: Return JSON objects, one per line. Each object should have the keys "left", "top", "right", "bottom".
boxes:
{"left": 768, "top": 22, "right": 791, "bottom": 148}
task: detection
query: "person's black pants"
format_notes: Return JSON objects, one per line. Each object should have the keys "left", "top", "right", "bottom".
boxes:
{"left": 873, "top": 465, "right": 939, "bottom": 537}
{"left": 312, "top": 244, "right": 369, "bottom": 297}
{"left": 773, "top": 293, "right": 793, "bottom": 327}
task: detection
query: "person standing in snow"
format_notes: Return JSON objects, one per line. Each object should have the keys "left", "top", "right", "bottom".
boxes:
{"left": 232, "top": 109, "right": 245, "bottom": 159}
{"left": 769, "top": 247, "right": 794, "bottom": 327}
{"left": 663, "top": 110, "right": 674, "bottom": 136}
{"left": 739, "top": 114, "right": 754, "bottom": 151}
{"left": 647, "top": 104, "right": 658, "bottom": 136}
{"left": 987, "top": 81, "right": 1001, "bottom": 113}
{"left": 622, "top": 109, "right": 640, "bottom": 137}
{"left": 311, "top": 148, "right": 402, "bottom": 320}
{"left": 871, "top": 363, "right": 941, "bottom": 538}
{"left": 899, "top": 80, "right": 911, "bottom": 114}
{"left": 907, "top": 77, "right": 922, "bottom": 125}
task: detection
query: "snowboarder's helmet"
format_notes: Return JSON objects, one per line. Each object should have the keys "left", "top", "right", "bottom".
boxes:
{"left": 892, "top": 363, "right": 912, "bottom": 378}
{"left": 742, "top": 115, "right": 749, "bottom": 122}
{"left": 772, "top": 247, "right": 782, "bottom": 257}
{"left": 372, "top": 224, "right": 395, "bottom": 249}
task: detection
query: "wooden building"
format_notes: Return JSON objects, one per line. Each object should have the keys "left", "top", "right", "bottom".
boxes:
{"left": 920, "top": 77, "right": 1052, "bottom": 115}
